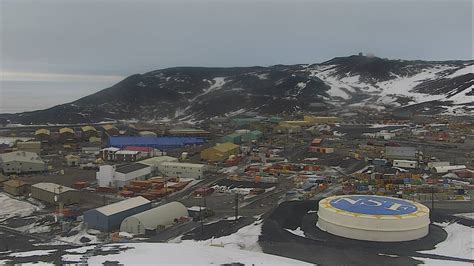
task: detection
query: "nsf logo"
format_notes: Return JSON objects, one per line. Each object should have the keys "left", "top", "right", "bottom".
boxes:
{"left": 329, "top": 195, "right": 418, "bottom": 215}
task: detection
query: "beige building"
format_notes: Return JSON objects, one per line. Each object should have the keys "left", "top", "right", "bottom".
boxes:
{"left": 201, "top": 142, "right": 239, "bottom": 162}
{"left": 65, "top": 154, "right": 81, "bottom": 166}
{"left": 3, "top": 179, "right": 29, "bottom": 196}
{"left": 59, "top": 127, "right": 75, "bottom": 142}
{"left": 81, "top": 125, "right": 98, "bottom": 139}
{"left": 0, "top": 151, "right": 47, "bottom": 174}
{"left": 31, "top": 182, "right": 79, "bottom": 205}
{"left": 16, "top": 141, "right": 41, "bottom": 154}
{"left": 34, "top": 128, "right": 51, "bottom": 142}
{"left": 102, "top": 125, "right": 119, "bottom": 136}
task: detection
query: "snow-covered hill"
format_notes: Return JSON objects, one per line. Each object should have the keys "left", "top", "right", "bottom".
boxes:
{"left": 0, "top": 55, "right": 472, "bottom": 124}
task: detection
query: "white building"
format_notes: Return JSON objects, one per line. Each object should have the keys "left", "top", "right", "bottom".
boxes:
{"left": 120, "top": 201, "right": 188, "bottom": 235}
{"left": 0, "top": 151, "right": 47, "bottom": 174}
{"left": 427, "top": 161, "right": 450, "bottom": 169}
{"left": 432, "top": 165, "right": 466, "bottom": 174}
{"left": 158, "top": 162, "right": 207, "bottom": 179}
{"left": 393, "top": 160, "right": 418, "bottom": 169}
{"left": 139, "top": 156, "right": 178, "bottom": 173}
{"left": 363, "top": 130, "right": 396, "bottom": 140}
{"left": 96, "top": 163, "right": 152, "bottom": 188}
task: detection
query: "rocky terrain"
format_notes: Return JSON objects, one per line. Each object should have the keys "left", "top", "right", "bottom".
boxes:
{"left": 1, "top": 55, "right": 472, "bottom": 124}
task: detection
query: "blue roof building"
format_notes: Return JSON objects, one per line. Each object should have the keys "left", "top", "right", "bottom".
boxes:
{"left": 107, "top": 136, "right": 206, "bottom": 150}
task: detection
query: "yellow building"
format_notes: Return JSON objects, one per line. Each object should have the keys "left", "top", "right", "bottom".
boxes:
{"left": 81, "top": 126, "right": 98, "bottom": 139}
{"left": 303, "top": 115, "right": 341, "bottom": 124}
{"left": 59, "top": 127, "right": 75, "bottom": 141}
{"left": 16, "top": 141, "right": 41, "bottom": 154}
{"left": 201, "top": 142, "right": 239, "bottom": 161}
{"left": 34, "top": 128, "right": 50, "bottom": 142}
{"left": 102, "top": 124, "right": 119, "bottom": 136}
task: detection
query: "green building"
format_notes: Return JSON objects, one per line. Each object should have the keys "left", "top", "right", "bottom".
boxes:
{"left": 221, "top": 133, "right": 242, "bottom": 144}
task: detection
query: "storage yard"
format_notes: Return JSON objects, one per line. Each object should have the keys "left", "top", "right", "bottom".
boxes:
{"left": 0, "top": 114, "right": 473, "bottom": 264}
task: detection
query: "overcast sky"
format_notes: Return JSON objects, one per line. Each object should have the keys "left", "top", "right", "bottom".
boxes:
{"left": 0, "top": 0, "right": 472, "bottom": 112}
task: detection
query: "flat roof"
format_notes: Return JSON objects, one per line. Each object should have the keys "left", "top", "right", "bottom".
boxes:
{"left": 329, "top": 195, "right": 418, "bottom": 215}
{"left": 32, "top": 182, "right": 76, "bottom": 194}
{"left": 140, "top": 156, "right": 178, "bottom": 166}
{"left": 0, "top": 151, "right": 44, "bottom": 164}
{"left": 161, "top": 162, "right": 206, "bottom": 168}
{"left": 95, "top": 196, "right": 150, "bottom": 216}
{"left": 116, "top": 163, "right": 150, "bottom": 174}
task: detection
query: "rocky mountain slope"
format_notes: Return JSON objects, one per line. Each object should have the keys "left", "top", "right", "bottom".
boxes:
{"left": 1, "top": 55, "right": 472, "bottom": 124}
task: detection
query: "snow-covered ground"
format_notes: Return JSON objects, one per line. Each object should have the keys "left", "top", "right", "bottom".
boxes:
{"left": 0, "top": 193, "right": 40, "bottom": 221}
{"left": 454, "top": 213, "right": 474, "bottom": 220}
{"left": 183, "top": 220, "right": 263, "bottom": 252}
{"left": 82, "top": 242, "right": 311, "bottom": 265}
{"left": 8, "top": 249, "right": 57, "bottom": 258}
{"left": 285, "top": 227, "right": 306, "bottom": 237}
{"left": 417, "top": 221, "right": 473, "bottom": 263}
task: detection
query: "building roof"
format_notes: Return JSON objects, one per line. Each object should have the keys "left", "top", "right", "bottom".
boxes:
{"left": 124, "top": 146, "right": 154, "bottom": 153}
{"left": 108, "top": 136, "right": 206, "bottom": 150}
{"left": 81, "top": 125, "right": 97, "bottom": 132}
{"left": 138, "top": 131, "right": 157, "bottom": 136}
{"left": 0, "top": 151, "right": 44, "bottom": 164}
{"left": 213, "top": 142, "right": 239, "bottom": 152}
{"left": 116, "top": 150, "right": 140, "bottom": 155}
{"left": 95, "top": 196, "right": 150, "bottom": 216}
{"left": 101, "top": 147, "right": 120, "bottom": 152}
{"left": 169, "top": 128, "right": 209, "bottom": 133}
{"left": 59, "top": 127, "right": 74, "bottom": 134}
{"left": 34, "top": 128, "right": 50, "bottom": 136}
{"left": 385, "top": 146, "right": 417, "bottom": 158}
{"left": 102, "top": 124, "right": 118, "bottom": 131}
{"left": 140, "top": 156, "right": 178, "bottom": 166}
{"left": 89, "top": 136, "right": 102, "bottom": 143}
{"left": 31, "top": 182, "right": 76, "bottom": 194}
{"left": 3, "top": 179, "right": 27, "bottom": 187}
{"left": 65, "top": 154, "right": 80, "bottom": 160}
{"left": 433, "top": 165, "right": 467, "bottom": 173}
{"left": 116, "top": 163, "right": 150, "bottom": 174}
{"left": 160, "top": 161, "right": 206, "bottom": 168}
{"left": 17, "top": 141, "right": 41, "bottom": 148}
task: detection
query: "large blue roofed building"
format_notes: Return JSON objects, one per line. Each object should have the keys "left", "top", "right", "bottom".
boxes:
{"left": 107, "top": 136, "right": 206, "bottom": 150}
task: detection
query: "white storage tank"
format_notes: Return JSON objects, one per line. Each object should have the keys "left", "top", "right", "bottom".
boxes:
{"left": 120, "top": 202, "right": 188, "bottom": 235}
{"left": 317, "top": 195, "right": 430, "bottom": 242}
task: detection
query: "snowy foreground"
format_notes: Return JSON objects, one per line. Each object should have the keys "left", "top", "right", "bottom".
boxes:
{"left": 1, "top": 208, "right": 472, "bottom": 265}
{"left": 86, "top": 243, "right": 310, "bottom": 265}
{"left": 417, "top": 222, "right": 473, "bottom": 263}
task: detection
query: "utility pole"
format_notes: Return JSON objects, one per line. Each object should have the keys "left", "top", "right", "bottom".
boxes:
{"left": 199, "top": 205, "right": 204, "bottom": 235}
{"left": 234, "top": 193, "right": 239, "bottom": 220}
{"left": 431, "top": 185, "right": 435, "bottom": 213}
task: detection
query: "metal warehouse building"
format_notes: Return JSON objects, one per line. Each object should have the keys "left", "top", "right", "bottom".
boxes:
{"left": 31, "top": 182, "right": 80, "bottom": 205}
{"left": 84, "top": 196, "right": 152, "bottom": 232}
{"left": 317, "top": 195, "right": 430, "bottom": 242}
{"left": 120, "top": 202, "right": 188, "bottom": 235}
{"left": 384, "top": 146, "right": 417, "bottom": 160}
{"left": 107, "top": 136, "right": 206, "bottom": 150}
{"left": 200, "top": 142, "right": 239, "bottom": 161}
{"left": 0, "top": 151, "right": 47, "bottom": 174}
